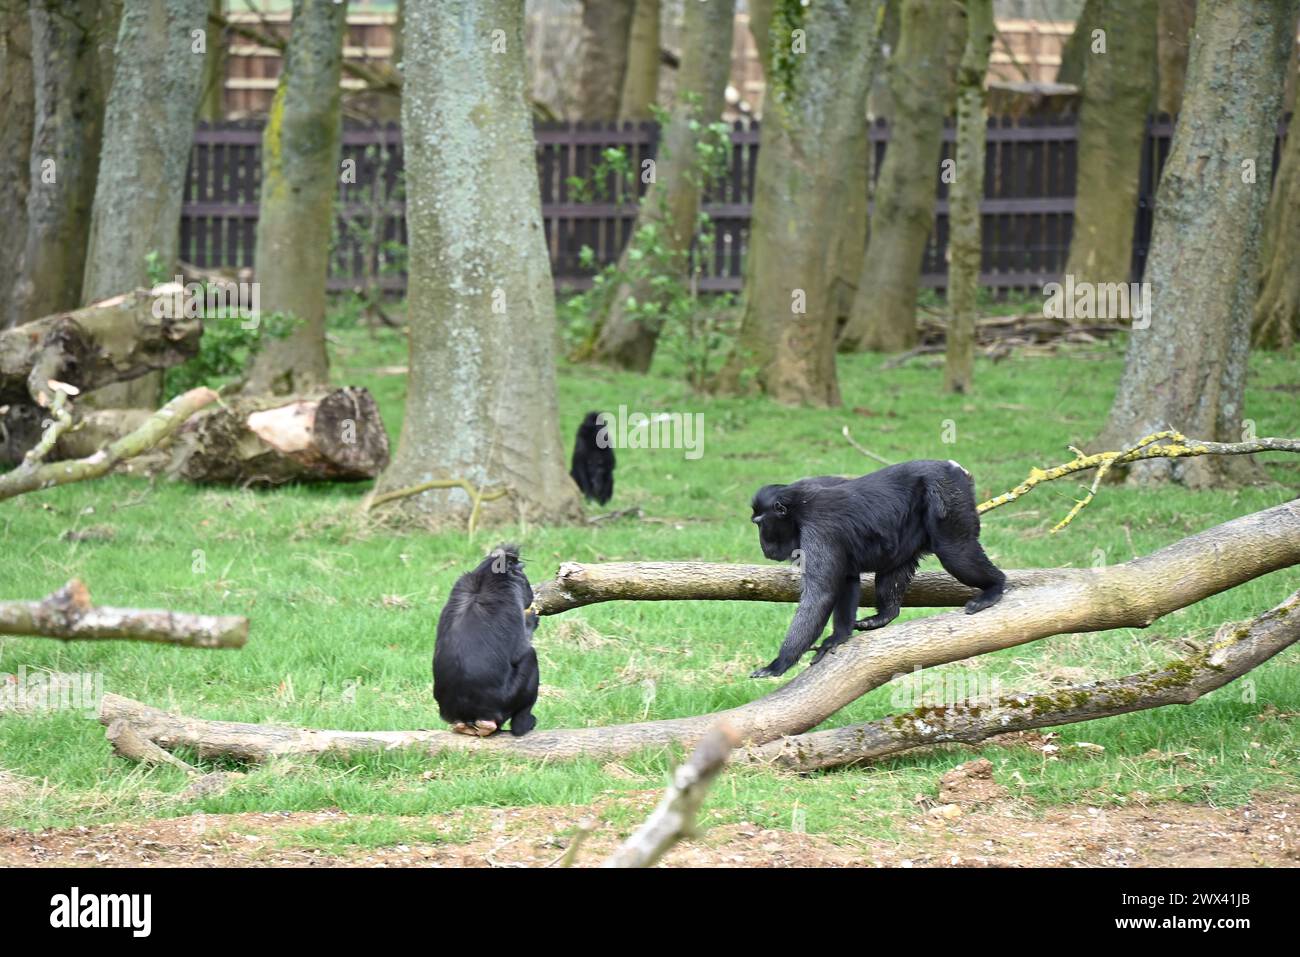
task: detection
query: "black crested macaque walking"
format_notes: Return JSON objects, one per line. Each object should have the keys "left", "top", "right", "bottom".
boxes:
{"left": 570, "top": 411, "right": 615, "bottom": 505}
{"left": 433, "top": 544, "right": 540, "bottom": 736}
{"left": 749, "top": 460, "right": 1006, "bottom": 677}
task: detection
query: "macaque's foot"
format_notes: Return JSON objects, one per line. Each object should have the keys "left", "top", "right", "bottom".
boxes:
{"left": 853, "top": 612, "right": 898, "bottom": 631}
{"left": 450, "top": 719, "right": 499, "bottom": 736}
{"left": 509, "top": 712, "right": 537, "bottom": 737}
{"left": 750, "top": 657, "right": 794, "bottom": 679}
{"left": 810, "top": 635, "right": 849, "bottom": 666}
{"left": 964, "top": 586, "right": 1005, "bottom": 614}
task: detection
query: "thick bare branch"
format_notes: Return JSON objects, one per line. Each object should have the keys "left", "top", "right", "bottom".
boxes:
{"left": 601, "top": 723, "right": 739, "bottom": 868}
{"left": 532, "top": 561, "right": 1067, "bottom": 616}
{"left": 0, "top": 579, "right": 247, "bottom": 649}
{"left": 747, "top": 588, "right": 1300, "bottom": 772}
{"left": 96, "top": 500, "right": 1300, "bottom": 763}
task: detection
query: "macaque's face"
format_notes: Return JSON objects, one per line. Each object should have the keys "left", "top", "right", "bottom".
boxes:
{"left": 752, "top": 485, "right": 798, "bottom": 561}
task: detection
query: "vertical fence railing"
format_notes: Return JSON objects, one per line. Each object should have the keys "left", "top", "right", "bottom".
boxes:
{"left": 181, "top": 115, "right": 1188, "bottom": 297}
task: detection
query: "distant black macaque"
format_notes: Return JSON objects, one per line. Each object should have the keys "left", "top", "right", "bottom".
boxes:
{"left": 749, "top": 460, "right": 1006, "bottom": 678}
{"left": 570, "top": 411, "right": 615, "bottom": 505}
{"left": 432, "top": 544, "right": 539, "bottom": 736}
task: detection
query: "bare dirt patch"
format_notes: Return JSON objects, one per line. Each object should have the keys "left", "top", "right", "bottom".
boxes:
{"left": 2, "top": 788, "right": 1297, "bottom": 868}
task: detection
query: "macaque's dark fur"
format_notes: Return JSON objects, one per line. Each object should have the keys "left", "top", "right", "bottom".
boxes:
{"left": 570, "top": 411, "right": 615, "bottom": 505}
{"left": 432, "top": 544, "right": 539, "bottom": 735}
{"left": 750, "top": 460, "right": 1005, "bottom": 678}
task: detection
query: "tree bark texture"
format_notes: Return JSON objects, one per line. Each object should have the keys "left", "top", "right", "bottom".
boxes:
{"left": 722, "top": 0, "right": 887, "bottom": 404}
{"left": 944, "top": 0, "right": 994, "bottom": 394}
{"left": 1096, "top": 0, "right": 1299, "bottom": 486}
{"left": 371, "top": 0, "right": 581, "bottom": 526}
{"left": 840, "top": 0, "right": 960, "bottom": 353}
{"left": 245, "top": 0, "right": 347, "bottom": 394}
{"left": 80, "top": 0, "right": 208, "bottom": 409}
{"left": 1061, "top": 0, "right": 1157, "bottom": 291}
{"left": 589, "top": 0, "right": 734, "bottom": 371}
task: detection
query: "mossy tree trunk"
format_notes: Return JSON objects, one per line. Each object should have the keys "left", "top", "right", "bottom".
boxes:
{"left": 1061, "top": 0, "right": 1157, "bottom": 294}
{"left": 245, "top": 0, "right": 347, "bottom": 395}
{"left": 1056, "top": 0, "right": 1099, "bottom": 87}
{"left": 197, "top": 0, "right": 226, "bottom": 122}
{"left": 588, "top": 0, "right": 734, "bottom": 372}
{"left": 1096, "top": 0, "right": 1299, "bottom": 486}
{"left": 944, "top": 0, "right": 994, "bottom": 395}
{"left": 719, "top": 0, "right": 887, "bottom": 405}
{"left": 81, "top": 0, "right": 208, "bottom": 408}
{"left": 1253, "top": 95, "right": 1300, "bottom": 348}
{"left": 0, "top": 2, "right": 33, "bottom": 330}
{"left": 1156, "top": 0, "right": 1196, "bottom": 115}
{"left": 577, "top": 0, "right": 633, "bottom": 120}
{"left": 8, "top": 1, "right": 117, "bottom": 328}
{"left": 618, "top": 0, "right": 659, "bottom": 121}
{"left": 839, "top": 0, "right": 959, "bottom": 354}
{"left": 370, "top": 0, "right": 581, "bottom": 526}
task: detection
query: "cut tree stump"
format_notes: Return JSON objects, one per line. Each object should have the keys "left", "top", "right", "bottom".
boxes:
{"left": 164, "top": 386, "right": 391, "bottom": 484}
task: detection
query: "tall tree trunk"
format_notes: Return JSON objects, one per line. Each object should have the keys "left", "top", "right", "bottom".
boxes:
{"left": 81, "top": 0, "right": 208, "bottom": 408}
{"left": 245, "top": 0, "right": 347, "bottom": 395}
{"left": 720, "top": 0, "right": 887, "bottom": 404}
{"left": 1096, "top": 0, "right": 1299, "bottom": 487}
{"left": 371, "top": 0, "right": 581, "bottom": 526}
{"left": 8, "top": 1, "right": 112, "bottom": 328}
{"left": 839, "top": 0, "right": 958, "bottom": 353}
{"left": 1061, "top": 0, "right": 1157, "bottom": 294}
{"left": 1056, "top": 0, "right": 1099, "bottom": 87}
{"left": 577, "top": 0, "right": 633, "bottom": 120}
{"left": 1156, "top": 0, "right": 1196, "bottom": 115}
{"left": 944, "top": 0, "right": 993, "bottom": 395}
{"left": 0, "top": 1, "right": 33, "bottom": 330}
{"left": 588, "top": 0, "right": 733, "bottom": 372}
{"left": 1253, "top": 99, "right": 1300, "bottom": 348}
{"left": 197, "top": 0, "right": 226, "bottom": 122}
{"left": 618, "top": 0, "right": 659, "bottom": 120}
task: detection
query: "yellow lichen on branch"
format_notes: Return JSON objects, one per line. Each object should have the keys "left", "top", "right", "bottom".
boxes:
{"left": 978, "top": 431, "right": 1300, "bottom": 530}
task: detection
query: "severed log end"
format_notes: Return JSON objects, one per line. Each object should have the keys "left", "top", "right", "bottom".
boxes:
{"left": 170, "top": 386, "right": 391, "bottom": 485}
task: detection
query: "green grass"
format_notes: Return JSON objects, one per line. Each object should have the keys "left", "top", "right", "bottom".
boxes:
{"left": 1, "top": 317, "right": 1297, "bottom": 849}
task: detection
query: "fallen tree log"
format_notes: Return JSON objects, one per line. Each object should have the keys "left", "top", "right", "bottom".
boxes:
{"left": 745, "top": 587, "right": 1300, "bottom": 771}
{"left": 0, "top": 579, "right": 247, "bottom": 648}
{"left": 0, "top": 388, "right": 218, "bottom": 501}
{"left": 157, "top": 386, "right": 390, "bottom": 485}
{"left": 0, "top": 286, "right": 200, "bottom": 403}
{"left": 96, "top": 499, "right": 1300, "bottom": 763}
{"left": 0, "top": 287, "right": 200, "bottom": 464}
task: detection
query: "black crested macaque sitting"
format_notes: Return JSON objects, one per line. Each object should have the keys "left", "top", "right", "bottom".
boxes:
{"left": 433, "top": 544, "right": 539, "bottom": 736}
{"left": 749, "top": 460, "right": 1006, "bottom": 678}
{"left": 570, "top": 411, "right": 615, "bottom": 505}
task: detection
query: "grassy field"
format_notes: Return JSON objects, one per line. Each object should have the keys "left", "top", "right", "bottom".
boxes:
{"left": 1, "top": 315, "right": 1297, "bottom": 855}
